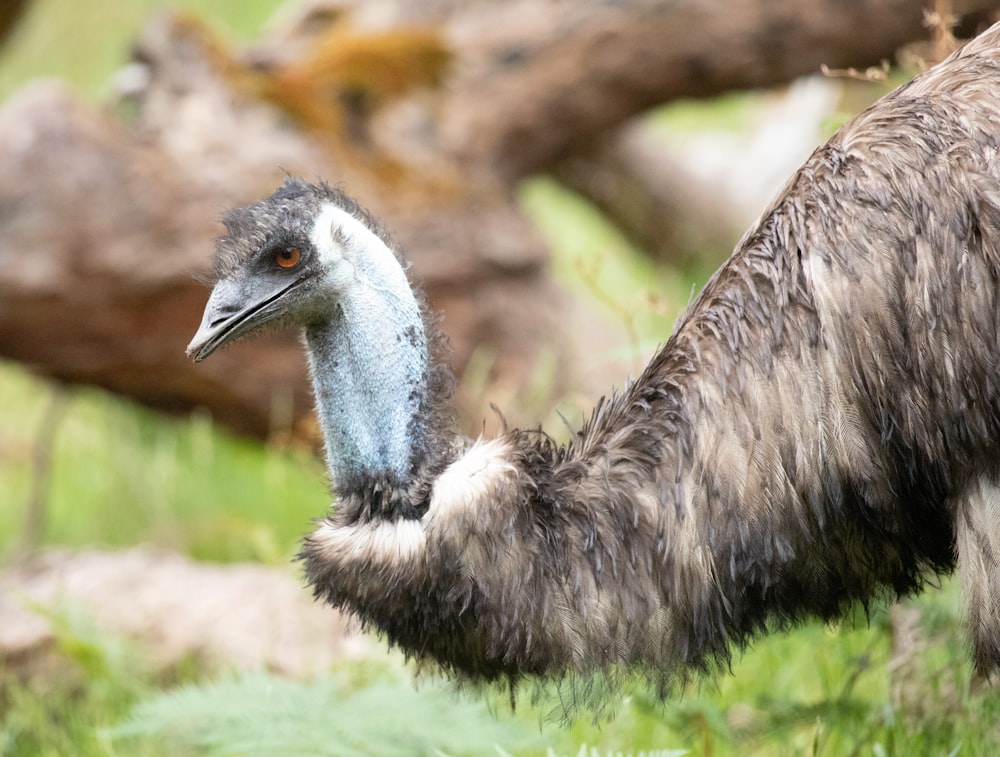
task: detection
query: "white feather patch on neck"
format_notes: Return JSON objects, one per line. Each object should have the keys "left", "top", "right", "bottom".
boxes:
{"left": 309, "top": 202, "right": 416, "bottom": 307}
{"left": 307, "top": 439, "right": 516, "bottom": 568}
{"left": 310, "top": 518, "right": 425, "bottom": 568}
{"left": 428, "top": 438, "right": 517, "bottom": 521}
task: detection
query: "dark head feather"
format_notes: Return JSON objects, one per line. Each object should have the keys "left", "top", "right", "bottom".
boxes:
{"left": 212, "top": 178, "right": 397, "bottom": 281}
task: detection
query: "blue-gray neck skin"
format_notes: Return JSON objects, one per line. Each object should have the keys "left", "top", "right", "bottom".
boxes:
{"left": 304, "top": 202, "right": 429, "bottom": 489}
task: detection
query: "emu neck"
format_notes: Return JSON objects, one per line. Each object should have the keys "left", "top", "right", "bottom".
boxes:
{"left": 304, "top": 279, "right": 428, "bottom": 492}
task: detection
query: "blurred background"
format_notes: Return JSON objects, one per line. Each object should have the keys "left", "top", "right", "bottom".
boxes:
{"left": 2, "top": 0, "right": 1000, "bottom": 754}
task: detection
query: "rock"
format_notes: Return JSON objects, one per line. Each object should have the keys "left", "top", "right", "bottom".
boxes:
{"left": 0, "top": 547, "right": 368, "bottom": 681}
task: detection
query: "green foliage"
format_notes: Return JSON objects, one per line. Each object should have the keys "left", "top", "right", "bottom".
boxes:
{"left": 0, "top": 604, "right": 173, "bottom": 757}
{"left": 102, "top": 587, "right": 1000, "bottom": 756}
{"left": 0, "top": 361, "right": 328, "bottom": 563}
{"left": 112, "top": 666, "right": 547, "bottom": 756}
{"left": 646, "top": 92, "right": 764, "bottom": 136}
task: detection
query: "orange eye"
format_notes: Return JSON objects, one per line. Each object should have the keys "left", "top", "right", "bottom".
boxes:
{"left": 275, "top": 246, "right": 301, "bottom": 269}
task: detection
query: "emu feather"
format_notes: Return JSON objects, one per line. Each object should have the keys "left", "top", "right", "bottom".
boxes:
{"left": 189, "top": 24, "right": 1000, "bottom": 693}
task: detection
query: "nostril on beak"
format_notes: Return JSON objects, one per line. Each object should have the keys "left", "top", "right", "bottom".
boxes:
{"left": 209, "top": 303, "right": 240, "bottom": 328}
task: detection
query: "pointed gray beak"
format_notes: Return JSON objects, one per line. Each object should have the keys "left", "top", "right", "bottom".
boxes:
{"left": 186, "top": 276, "right": 301, "bottom": 362}
{"left": 187, "top": 278, "right": 245, "bottom": 362}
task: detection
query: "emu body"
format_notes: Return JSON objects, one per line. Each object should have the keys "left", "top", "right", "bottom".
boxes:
{"left": 189, "top": 25, "right": 1000, "bottom": 687}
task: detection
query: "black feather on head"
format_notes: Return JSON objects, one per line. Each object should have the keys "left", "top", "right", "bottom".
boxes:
{"left": 211, "top": 178, "right": 397, "bottom": 282}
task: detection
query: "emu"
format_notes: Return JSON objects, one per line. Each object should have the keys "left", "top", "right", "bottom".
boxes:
{"left": 188, "top": 24, "right": 1000, "bottom": 694}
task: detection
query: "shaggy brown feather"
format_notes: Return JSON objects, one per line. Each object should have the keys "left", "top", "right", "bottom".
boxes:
{"left": 199, "top": 22, "right": 1000, "bottom": 701}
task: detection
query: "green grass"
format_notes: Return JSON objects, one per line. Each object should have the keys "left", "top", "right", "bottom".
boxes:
{"left": 0, "top": 603, "right": 175, "bottom": 757}
{"left": 0, "top": 361, "right": 327, "bottom": 564}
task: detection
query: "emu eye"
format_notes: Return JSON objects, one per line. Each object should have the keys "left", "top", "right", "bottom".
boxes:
{"left": 275, "top": 246, "right": 301, "bottom": 269}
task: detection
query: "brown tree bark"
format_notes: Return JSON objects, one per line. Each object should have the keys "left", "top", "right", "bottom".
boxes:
{"left": 440, "top": 0, "right": 999, "bottom": 179}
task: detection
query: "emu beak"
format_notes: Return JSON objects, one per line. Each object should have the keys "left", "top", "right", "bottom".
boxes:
{"left": 186, "top": 276, "right": 299, "bottom": 362}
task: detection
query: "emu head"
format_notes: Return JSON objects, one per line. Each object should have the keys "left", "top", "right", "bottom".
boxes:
{"left": 187, "top": 178, "right": 419, "bottom": 363}
{"left": 188, "top": 178, "right": 433, "bottom": 484}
